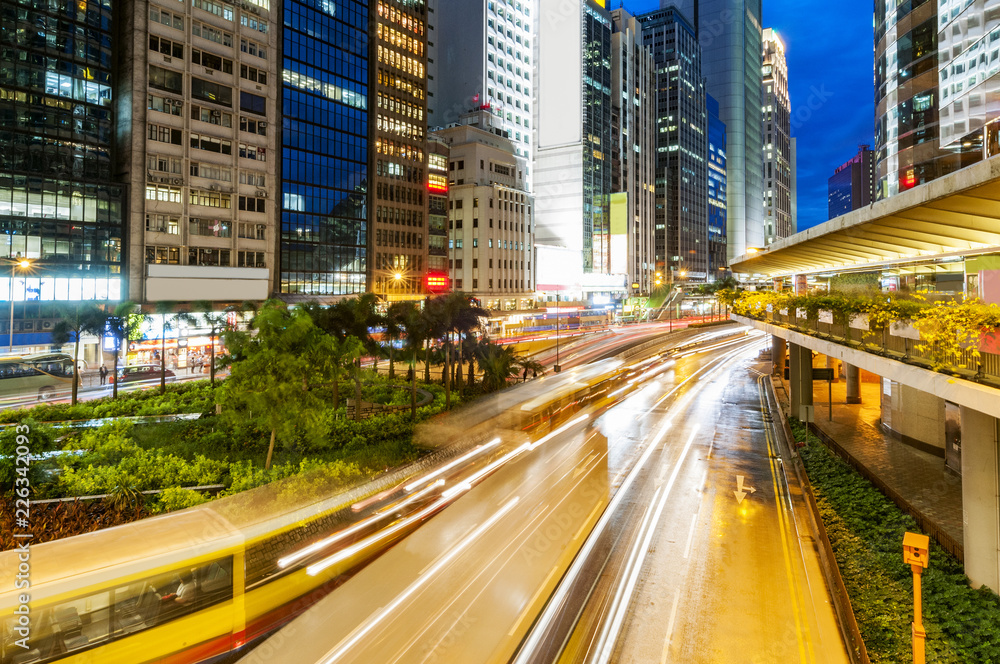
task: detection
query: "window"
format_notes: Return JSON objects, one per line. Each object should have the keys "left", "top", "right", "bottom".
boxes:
{"left": 191, "top": 78, "right": 233, "bottom": 107}
{"left": 240, "top": 65, "right": 267, "bottom": 85}
{"left": 193, "top": 0, "right": 234, "bottom": 20}
{"left": 238, "top": 223, "right": 267, "bottom": 239}
{"left": 147, "top": 124, "right": 182, "bottom": 145}
{"left": 147, "top": 155, "right": 182, "bottom": 174}
{"left": 189, "top": 247, "right": 231, "bottom": 266}
{"left": 148, "top": 94, "right": 182, "bottom": 115}
{"left": 238, "top": 195, "right": 266, "bottom": 212}
{"left": 146, "top": 245, "right": 181, "bottom": 264}
{"left": 237, "top": 250, "right": 266, "bottom": 267}
{"left": 192, "top": 21, "right": 233, "bottom": 47}
{"left": 150, "top": 6, "right": 183, "bottom": 30}
{"left": 240, "top": 91, "right": 266, "bottom": 115}
{"left": 145, "top": 214, "right": 180, "bottom": 234}
{"left": 238, "top": 143, "right": 265, "bottom": 161}
{"left": 149, "top": 35, "right": 184, "bottom": 58}
{"left": 189, "top": 162, "right": 232, "bottom": 182}
{"left": 240, "top": 15, "right": 268, "bottom": 32}
{"left": 240, "top": 38, "right": 267, "bottom": 59}
{"left": 190, "top": 190, "right": 232, "bottom": 208}
{"left": 192, "top": 50, "right": 234, "bottom": 74}
{"left": 145, "top": 185, "right": 182, "bottom": 203}
{"left": 190, "top": 133, "right": 233, "bottom": 155}
{"left": 190, "top": 217, "right": 232, "bottom": 237}
{"left": 239, "top": 171, "right": 266, "bottom": 186}
{"left": 149, "top": 65, "right": 182, "bottom": 93}
{"left": 190, "top": 104, "right": 233, "bottom": 127}
{"left": 240, "top": 116, "right": 267, "bottom": 135}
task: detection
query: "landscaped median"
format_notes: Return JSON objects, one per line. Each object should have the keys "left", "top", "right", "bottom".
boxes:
{"left": 787, "top": 418, "right": 1000, "bottom": 663}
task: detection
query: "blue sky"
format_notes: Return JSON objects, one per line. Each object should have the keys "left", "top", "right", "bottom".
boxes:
{"left": 626, "top": 0, "right": 875, "bottom": 230}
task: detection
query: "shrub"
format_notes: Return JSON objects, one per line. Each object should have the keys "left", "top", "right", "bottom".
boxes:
{"left": 154, "top": 487, "right": 209, "bottom": 513}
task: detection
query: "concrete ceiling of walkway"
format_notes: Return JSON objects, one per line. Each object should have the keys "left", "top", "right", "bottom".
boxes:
{"left": 731, "top": 157, "right": 1000, "bottom": 277}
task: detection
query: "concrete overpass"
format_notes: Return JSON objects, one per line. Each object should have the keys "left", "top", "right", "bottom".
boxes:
{"left": 728, "top": 158, "right": 1000, "bottom": 594}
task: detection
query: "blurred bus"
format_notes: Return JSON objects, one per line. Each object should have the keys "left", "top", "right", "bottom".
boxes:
{"left": 0, "top": 352, "right": 75, "bottom": 401}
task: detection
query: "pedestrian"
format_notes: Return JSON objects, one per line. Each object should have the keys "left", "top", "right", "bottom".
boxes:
{"left": 523, "top": 367, "right": 528, "bottom": 382}
{"left": 533, "top": 369, "right": 538, "bottom": 379}
{"left": 99, "top": 364, "right": 108, "bottom": 385}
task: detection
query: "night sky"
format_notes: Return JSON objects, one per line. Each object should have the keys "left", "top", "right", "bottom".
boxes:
{"left": 626, "top": 0, "right": 875, "bottom": 231}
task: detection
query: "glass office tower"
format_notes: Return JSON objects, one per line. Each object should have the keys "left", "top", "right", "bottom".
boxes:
{"left": 279, "top": 0, "right": 369, "bottom": 298}
{"left": 0, "top": 0, "right": 124, "bottom": 345}
{"left": 582, "top": 2, "right": 613, "bottom": 275}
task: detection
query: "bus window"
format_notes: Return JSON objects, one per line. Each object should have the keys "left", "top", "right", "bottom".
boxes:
{"left": 0, "top": 589, "right": 111, "bottom": 663}
{"left": 114, "top": 557, "right": 233, "bottom": 632}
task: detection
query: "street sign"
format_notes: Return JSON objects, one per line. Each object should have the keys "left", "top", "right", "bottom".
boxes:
{"left": 812, "top": 368, "right": 835, "bottom": 381}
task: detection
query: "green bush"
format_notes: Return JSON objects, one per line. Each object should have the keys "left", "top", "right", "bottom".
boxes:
{"left": 153, "top": 487, "right": 209, "bottom": 513}
{"left": 794, "top": 419, "right": 1000, "bottom": 662}
{"left": 0, "top": 420, "right": 58, "bottom": 496}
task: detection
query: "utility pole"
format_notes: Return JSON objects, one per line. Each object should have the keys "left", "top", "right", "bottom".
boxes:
{"left": 903, "top": 532, "right": 930, "bottom": 664}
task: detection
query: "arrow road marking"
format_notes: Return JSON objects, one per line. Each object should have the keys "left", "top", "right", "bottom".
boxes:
{"left": 734, "top": 474, "right": 757, "bottom": 504}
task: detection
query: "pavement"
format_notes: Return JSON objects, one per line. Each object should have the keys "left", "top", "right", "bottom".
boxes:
{"left": 772, "top": 373, "right": 964, "bottom": 548}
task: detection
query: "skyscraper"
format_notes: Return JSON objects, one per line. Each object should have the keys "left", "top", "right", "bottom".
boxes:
{"left": 660, "top": 0, "right": 764, "bottom": 261}
{"left": 638, "top": 7, "right": 708, "bottom": 283}
{"left": 707, "top": 94, "right": 728, "bottom": 278}
{"left": 534, "top": 0, "right": 613, "bottom": 293}
{"left": 279, "top": 0, "right": 369, "bottom": 299}
{"left": 610, "top": 8, "right": 656, "bottom": 294}
{"left": 427, "top": 0, "right": 534, "bottom": 188}
{"left": 762, "top": 28, "right": 792, "bottom": 245}
{"left": 828, "top": 145, "right": 875, "bottom": 219}
{"left": 1, "top": 0, "right": 124, "bottom": 347}
{"left": 370, "top": 0, "right": 429, "bottom": 300}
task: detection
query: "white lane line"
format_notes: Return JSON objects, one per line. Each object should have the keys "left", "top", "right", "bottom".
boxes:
{"left": 682, "top": 512, "right": 698, "bottom": 559}
{"left": 660, "top": 588, "right": 682, "bottom": 664}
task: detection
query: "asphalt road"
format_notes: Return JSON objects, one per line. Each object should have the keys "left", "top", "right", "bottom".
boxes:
{"left": 237, "top": 326, "right": 848, "bottom": 664}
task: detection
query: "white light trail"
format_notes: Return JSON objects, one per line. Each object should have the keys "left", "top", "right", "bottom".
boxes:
{"left": 403, "top": 437, "right": 502, "bottom": 493}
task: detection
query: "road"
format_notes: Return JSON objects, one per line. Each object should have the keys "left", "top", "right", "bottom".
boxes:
{"left": 238, "top": 327, "right": 849, "bottom": 664}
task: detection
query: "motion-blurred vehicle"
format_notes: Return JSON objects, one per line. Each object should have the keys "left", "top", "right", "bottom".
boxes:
{"left": 113, "top": 365, "right": 176, "bottom": 386}
{"left": 0, "top": 352, "right": 74, "bottom": 401}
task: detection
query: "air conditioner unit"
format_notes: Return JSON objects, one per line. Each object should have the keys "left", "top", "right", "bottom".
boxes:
{"left": 211, "top": 110, "right": 222, "bottom": 117}
{"left": 42, "top": 321, "right": 52, "bottom": 329}
{"left": 163, "top": 56, "right": 172, "bottom": 63}
{"left": 250, "top": 5, "right": 259, "bottom": 13}
{"left": 256, "top": 190, "right": 267, "bottom": 197}
{"left": 258, "top": 122, "right": 268, "bottom": 128}
{"left": 171, "top": 99, "right": 183, "bottom": 107}
{"left": 172, "top": 178, "right": 184, "bottom": 185}
{"left": 209, "top": 184, "right": 219, "bottom": 191}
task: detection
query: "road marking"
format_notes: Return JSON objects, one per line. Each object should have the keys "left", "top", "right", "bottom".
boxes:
{"left": 508, "top": 565, "right": 561, "bottom": 636}
{"left": 734, "top": 475, "right": 757, "bottom": 504}
{"left": 659, "top": 588, "right": 682, "bottom": 664}
{"left": 682, "top": 512, "right": 698, "bottom": 559}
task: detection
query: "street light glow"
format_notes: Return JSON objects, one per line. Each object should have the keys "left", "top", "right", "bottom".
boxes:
{"left": 18, "top": 260, "right": 30, "bottom": 269}
{"left": 393, "top": 272, "right": 402, "bottom": 281}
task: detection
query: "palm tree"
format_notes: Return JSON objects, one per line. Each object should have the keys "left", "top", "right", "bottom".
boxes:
{"left": 104, "top": 302, "right": 148, "bottom": 399}
{"left": 51, "top": 303, "right": 107, "bottom": 405}
{"left": 153, "top": 301, "right": 195, "bottom": 394}
{"left": 191, "top": 300, "right": 232, "bottom": 386}
{"left": 433, "top": 292, "right": 488, "bottom": 407}
{"left": 397, "top": 302, "right": 428, "bottom": 419}
{"left": 475, "top": 342, "right": 521, "bottom": 392}
{"left": 384, "top": 301, "right": 409, "bottom": 379}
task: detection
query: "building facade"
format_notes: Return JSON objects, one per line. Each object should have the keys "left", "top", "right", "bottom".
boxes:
{"left": 118, "top": 0, "right": 278, "bottom": 304}
{"left": 707, "top": 94, "right": 728, "bottom": 278}
{"left": 432, "top": 112, "right": 534, "bottom": 310}
{"left": 828, "top": 145, "right": 876, "bottom": 219}
{"left": 638, "top": 7, "right": 708, "bottom": 283}
{"left": 279, "top": 0, "right": 369, "bottom": 299}
{"left": 534, "top": 0, "right": 613, "bottom": 293}
{"left": 427, "top": 0, "right": 534, "bottom": 187}
{"left": 662, "top": 0, "right": 764, "bottom": 261}
{"left": 370, "top": 0, "right": 429, "bottom": 300}
{"left": 426, "top": 136, "right": 449, "bottom": 278}
{"left": 762, "top": 28, "right": 793, "bottom": 245}
{"left": 0, "top": 0, "right": 124, "bottom": 347}
{"left": 610, "top": 8, "right": 656, "bottom": 294}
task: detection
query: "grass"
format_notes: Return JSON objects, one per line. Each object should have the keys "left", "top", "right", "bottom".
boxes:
{"left": 790, "top": 418, "right": 1000, "bottom": 663}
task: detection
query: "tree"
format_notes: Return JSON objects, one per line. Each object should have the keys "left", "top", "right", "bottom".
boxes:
{"left": 104, "top": 302, "right": 149, "bottom": 399}
{"left": 383, "top": 301, "right": 409, "bottom": 379}
{"left": 476, "top": 341, "right": 532, "bottom": 392}
{"left": 397, "top": 302, "right": 429, "bottom": 420}
{"left": 191, "top": 300, "right": 233, "bottom": 387}
{"left": 220, "top": 301, "right": 339, "bottom": 469}
{"left": 425, "top": 293, "right": 488, "bottom": 409}
{"left": 51, "top": 303, "right": 107, "bottom": 405}
{"left": 154, "top": 301, "right": 179, "bottom": 395}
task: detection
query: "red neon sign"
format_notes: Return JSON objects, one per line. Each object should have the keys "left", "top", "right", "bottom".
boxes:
{"left": 425, "top": 273, "right": 450, "bottom": 293}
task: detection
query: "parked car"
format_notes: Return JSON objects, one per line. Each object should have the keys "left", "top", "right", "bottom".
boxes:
{"left": 113, "top": 365, "right": 176, "bottom": 386}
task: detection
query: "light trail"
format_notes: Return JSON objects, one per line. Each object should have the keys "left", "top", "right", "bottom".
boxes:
{"left": 403, "top": 437, "right": 502, "bottom": 493}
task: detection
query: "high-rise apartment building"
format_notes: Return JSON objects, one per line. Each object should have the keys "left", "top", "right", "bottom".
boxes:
{"left": 638, "top": 7, "right": 708, "bottom": 282}
{"left": 660, "top": 0, "right": 764, "bottom": 261}
{"left": 427, "top": 136, "right": 449, "bottom": 278}
{"left": 828, "top": 145, "right": 876, "bottom": 219}
{"left": 427, "top": 0, "right": 534, "bottom": 188}
{"left": 534, "top": 0, "right": 613, "bottom": 293}
{"left": 370, "top": 0, "right": 429, "bottom": 300}
{"left": 707, "top": 94, "right": 728, "bottom": 278}
{"left": 432, "top": 111, "right": 534, "bottom": 310}
{"left": 279, "top": 0, "right": 369, "bottom": 299}
{"left": 118, "top": 0, "right": 278, "bottom": 304}
{"left": 1, "top": 0, "right": 124, "bottom": 348}
{"left": 610, "top": 8, "right": 656, "bottom": 294}
{"left": 762, "top": 28, "right": 792, "bottom": 245}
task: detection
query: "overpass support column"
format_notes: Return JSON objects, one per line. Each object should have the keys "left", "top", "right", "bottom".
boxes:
{"left": 960, "top": 406, "right": 1000, "bottom": 594}
{"left": 788, "top": 343, "right": 813, "bottom": 421}
{"left": 845, "top": 363, "right": 862, "bottom": 404}
{"left": 772, "top": 336, "right": 786, "bottom": 378}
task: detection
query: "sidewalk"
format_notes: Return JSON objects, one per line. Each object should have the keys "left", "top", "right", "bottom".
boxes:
{"left": 773, "top": 374, "right": 964, "bottom": 549}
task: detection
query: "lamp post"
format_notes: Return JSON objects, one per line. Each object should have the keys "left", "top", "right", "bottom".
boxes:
{"left": 8, "top": 257, "right": 30, "bottom": 354}
{"left": 553, "top": 293, "right": 561, "bottom": 373}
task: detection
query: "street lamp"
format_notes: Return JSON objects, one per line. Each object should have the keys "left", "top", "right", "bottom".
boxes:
{"left": 8, "top": 257, "right": 30, "bottom": 354}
